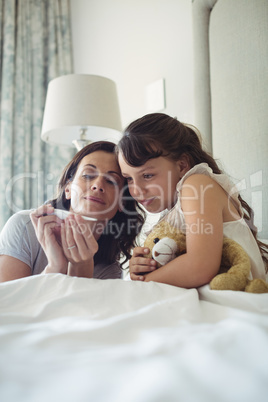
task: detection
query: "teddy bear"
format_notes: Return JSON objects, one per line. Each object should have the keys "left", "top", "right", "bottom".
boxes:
{"left": 143, "top": 220, "right": 268, "bottom": 293}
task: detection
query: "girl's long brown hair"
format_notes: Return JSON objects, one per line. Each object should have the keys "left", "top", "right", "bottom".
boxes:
{"left": 117, "top": 113, "right": 268, "bottom": 272}
{"left": 48, "top": 141, "right": 145, "bottom": 267}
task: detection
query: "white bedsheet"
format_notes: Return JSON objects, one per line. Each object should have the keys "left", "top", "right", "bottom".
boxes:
{"left": 0, "top": 274, "right": 267, "bottom": 402}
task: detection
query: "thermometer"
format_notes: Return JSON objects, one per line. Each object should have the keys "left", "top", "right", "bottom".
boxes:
{"left": 52, "top": 209, "right": 97, "bottom": 221}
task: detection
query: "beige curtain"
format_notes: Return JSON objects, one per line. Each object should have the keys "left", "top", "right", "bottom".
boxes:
{"left": 0, "top": 0, "right": 75, "bottom": 230}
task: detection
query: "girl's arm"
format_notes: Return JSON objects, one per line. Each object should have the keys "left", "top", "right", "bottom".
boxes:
{"left": 141, "top": 174, "right": 225, "bottom": 288}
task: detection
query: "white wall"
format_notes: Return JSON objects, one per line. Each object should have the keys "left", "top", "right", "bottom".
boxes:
{"left": 70, "top": 0, "right": 194, "bottom": 129}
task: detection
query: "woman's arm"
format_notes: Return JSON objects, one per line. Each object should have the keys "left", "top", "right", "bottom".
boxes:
{"left": 137, "top": 175, "right": 225, "bottom": 288}
{"left": 0, "top": 211, "right": 34, "bottom": 282}
{"left": 0, "top": 255, "right": 31, "bottom": 282}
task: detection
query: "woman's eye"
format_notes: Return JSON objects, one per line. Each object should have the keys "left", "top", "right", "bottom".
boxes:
{"left": 125, "top": 177, "right": 133, "bottom": 183}
{"left": 106, "top": 178, "right": 118, "bottom": 186}
{"left": 143, "top": 174, "right": 153, "bottom": 179}
{"left": 82, "top": 174, "right": 95, "bottom": 180}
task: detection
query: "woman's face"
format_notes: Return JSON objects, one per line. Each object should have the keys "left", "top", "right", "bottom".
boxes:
{"left": 65, "top": 151, "right": 124, "bottom": 221}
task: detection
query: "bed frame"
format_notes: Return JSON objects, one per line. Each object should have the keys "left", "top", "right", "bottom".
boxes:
{"left": 192, "top": 0, "right": 268, "bottom": 239}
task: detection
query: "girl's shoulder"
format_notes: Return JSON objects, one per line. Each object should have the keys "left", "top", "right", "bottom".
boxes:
{"left": 177, "top": 163, "right": 210, "bottom": 188}
{"left": 180, "top": 174, "right": 217, "bottom": 199}
{"left": 182, "top": 172, "right": 215, "bottom": 186}
{"left": 177, "top": 163, "right": 243, "bottom": 218}
{"left": 180, "top": 173, "right": 226, "bottom": 215}
{"left": 176, "top": 163, "right": 236, "bottom": 196}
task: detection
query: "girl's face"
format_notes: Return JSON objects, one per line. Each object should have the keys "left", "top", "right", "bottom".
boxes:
{"left": 65, "top": 151, "right": 124, "bottom": 221}
{"left": 118, "top": 152, "right": 187, "bottom": 213}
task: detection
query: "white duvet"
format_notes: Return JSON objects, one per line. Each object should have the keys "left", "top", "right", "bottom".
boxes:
{"left": 0, "top": 274, "right": 268, "bottom": 402}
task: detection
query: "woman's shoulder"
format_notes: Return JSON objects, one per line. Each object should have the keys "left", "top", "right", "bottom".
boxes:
{"left": 0, "top": 210, "right": 35, "bottom": 240}
{"left": 0, "top": 210, "right": 43, "bottom": 272}
{"left": 3, "top": 210, "right": 33, "bottom": 228}
{"left": 0, "top": 211, "right": 31, "bottom": 246}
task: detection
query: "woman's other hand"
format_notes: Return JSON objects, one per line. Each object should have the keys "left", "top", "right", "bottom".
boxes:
{"left": 30, "top": 205, "right": 68, "bottom": 274}
{"left": 61, "top": 214, "right": 99, "bottom": 278}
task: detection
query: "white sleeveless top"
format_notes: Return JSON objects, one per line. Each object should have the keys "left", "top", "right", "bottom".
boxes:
{"left": 161, "top": 163, "right": 266, "bottom": 280}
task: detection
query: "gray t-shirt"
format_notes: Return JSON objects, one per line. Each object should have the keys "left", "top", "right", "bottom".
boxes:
{"left": 0, "top": 210, "right": 122, "bottom": 279}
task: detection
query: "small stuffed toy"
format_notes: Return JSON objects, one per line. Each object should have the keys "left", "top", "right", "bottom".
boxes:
{"left": 144, "top": 220, "right": 268, "bottom": 293}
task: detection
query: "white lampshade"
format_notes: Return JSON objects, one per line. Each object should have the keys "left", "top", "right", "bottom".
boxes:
{"left": 41, "top": 74, "right": 122, "bottom": 149}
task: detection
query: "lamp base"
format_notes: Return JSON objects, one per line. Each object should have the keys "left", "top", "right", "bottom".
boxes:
{"left": 72, "top": 138, "right": 91, "bottom": 151}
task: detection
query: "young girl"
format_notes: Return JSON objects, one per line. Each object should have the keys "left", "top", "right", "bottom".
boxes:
{"left": 0, "top": 141, "right": 145, "bottom": 282}
{"left": 117, "top": 113, "right": 267, "bottom": 288}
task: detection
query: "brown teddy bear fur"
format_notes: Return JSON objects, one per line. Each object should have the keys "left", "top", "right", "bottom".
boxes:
{"left": 144, "top": 220, "right": 268, "bottom": 293}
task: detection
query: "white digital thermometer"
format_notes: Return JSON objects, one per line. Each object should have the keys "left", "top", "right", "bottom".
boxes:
{"left": 52, "top": 209, "right": 97, "bottom": 221}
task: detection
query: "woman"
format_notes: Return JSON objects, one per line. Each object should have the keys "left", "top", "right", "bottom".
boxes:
{"left": 0, "top": 141, "right": 145, "bottom": 282}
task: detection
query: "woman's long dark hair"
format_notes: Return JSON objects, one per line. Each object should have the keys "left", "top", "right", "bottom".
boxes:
{"left": 48, "top": 141, "right": 145, "bottom": 267}
{"left": 117, "top": 113, "right": 268, "bottom": 272}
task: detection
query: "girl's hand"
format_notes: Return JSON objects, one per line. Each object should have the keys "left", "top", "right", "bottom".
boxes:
{"left": 129, "top": 247, "right": 157, "bottom": 281}
{"left": 61, "top": 214, "right": 99, "bottom": 278}
{"left": 30, "top": 205, "right": 68, "bottom": 273}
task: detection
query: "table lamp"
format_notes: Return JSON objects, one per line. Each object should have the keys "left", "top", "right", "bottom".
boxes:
{"left": 41, "top": 74, "right": 122, "bottom": 151}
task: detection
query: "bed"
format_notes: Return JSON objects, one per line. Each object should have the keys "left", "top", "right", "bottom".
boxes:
{"left": 0, "top": 274, "right": 268, "bottom": 402}
{"left": 1, "top": 1, "right": 268, "bottom": 401}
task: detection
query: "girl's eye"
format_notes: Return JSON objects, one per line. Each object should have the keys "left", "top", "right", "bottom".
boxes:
{"left": 125, "top": 177, "right": 133, "bottom": 183}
